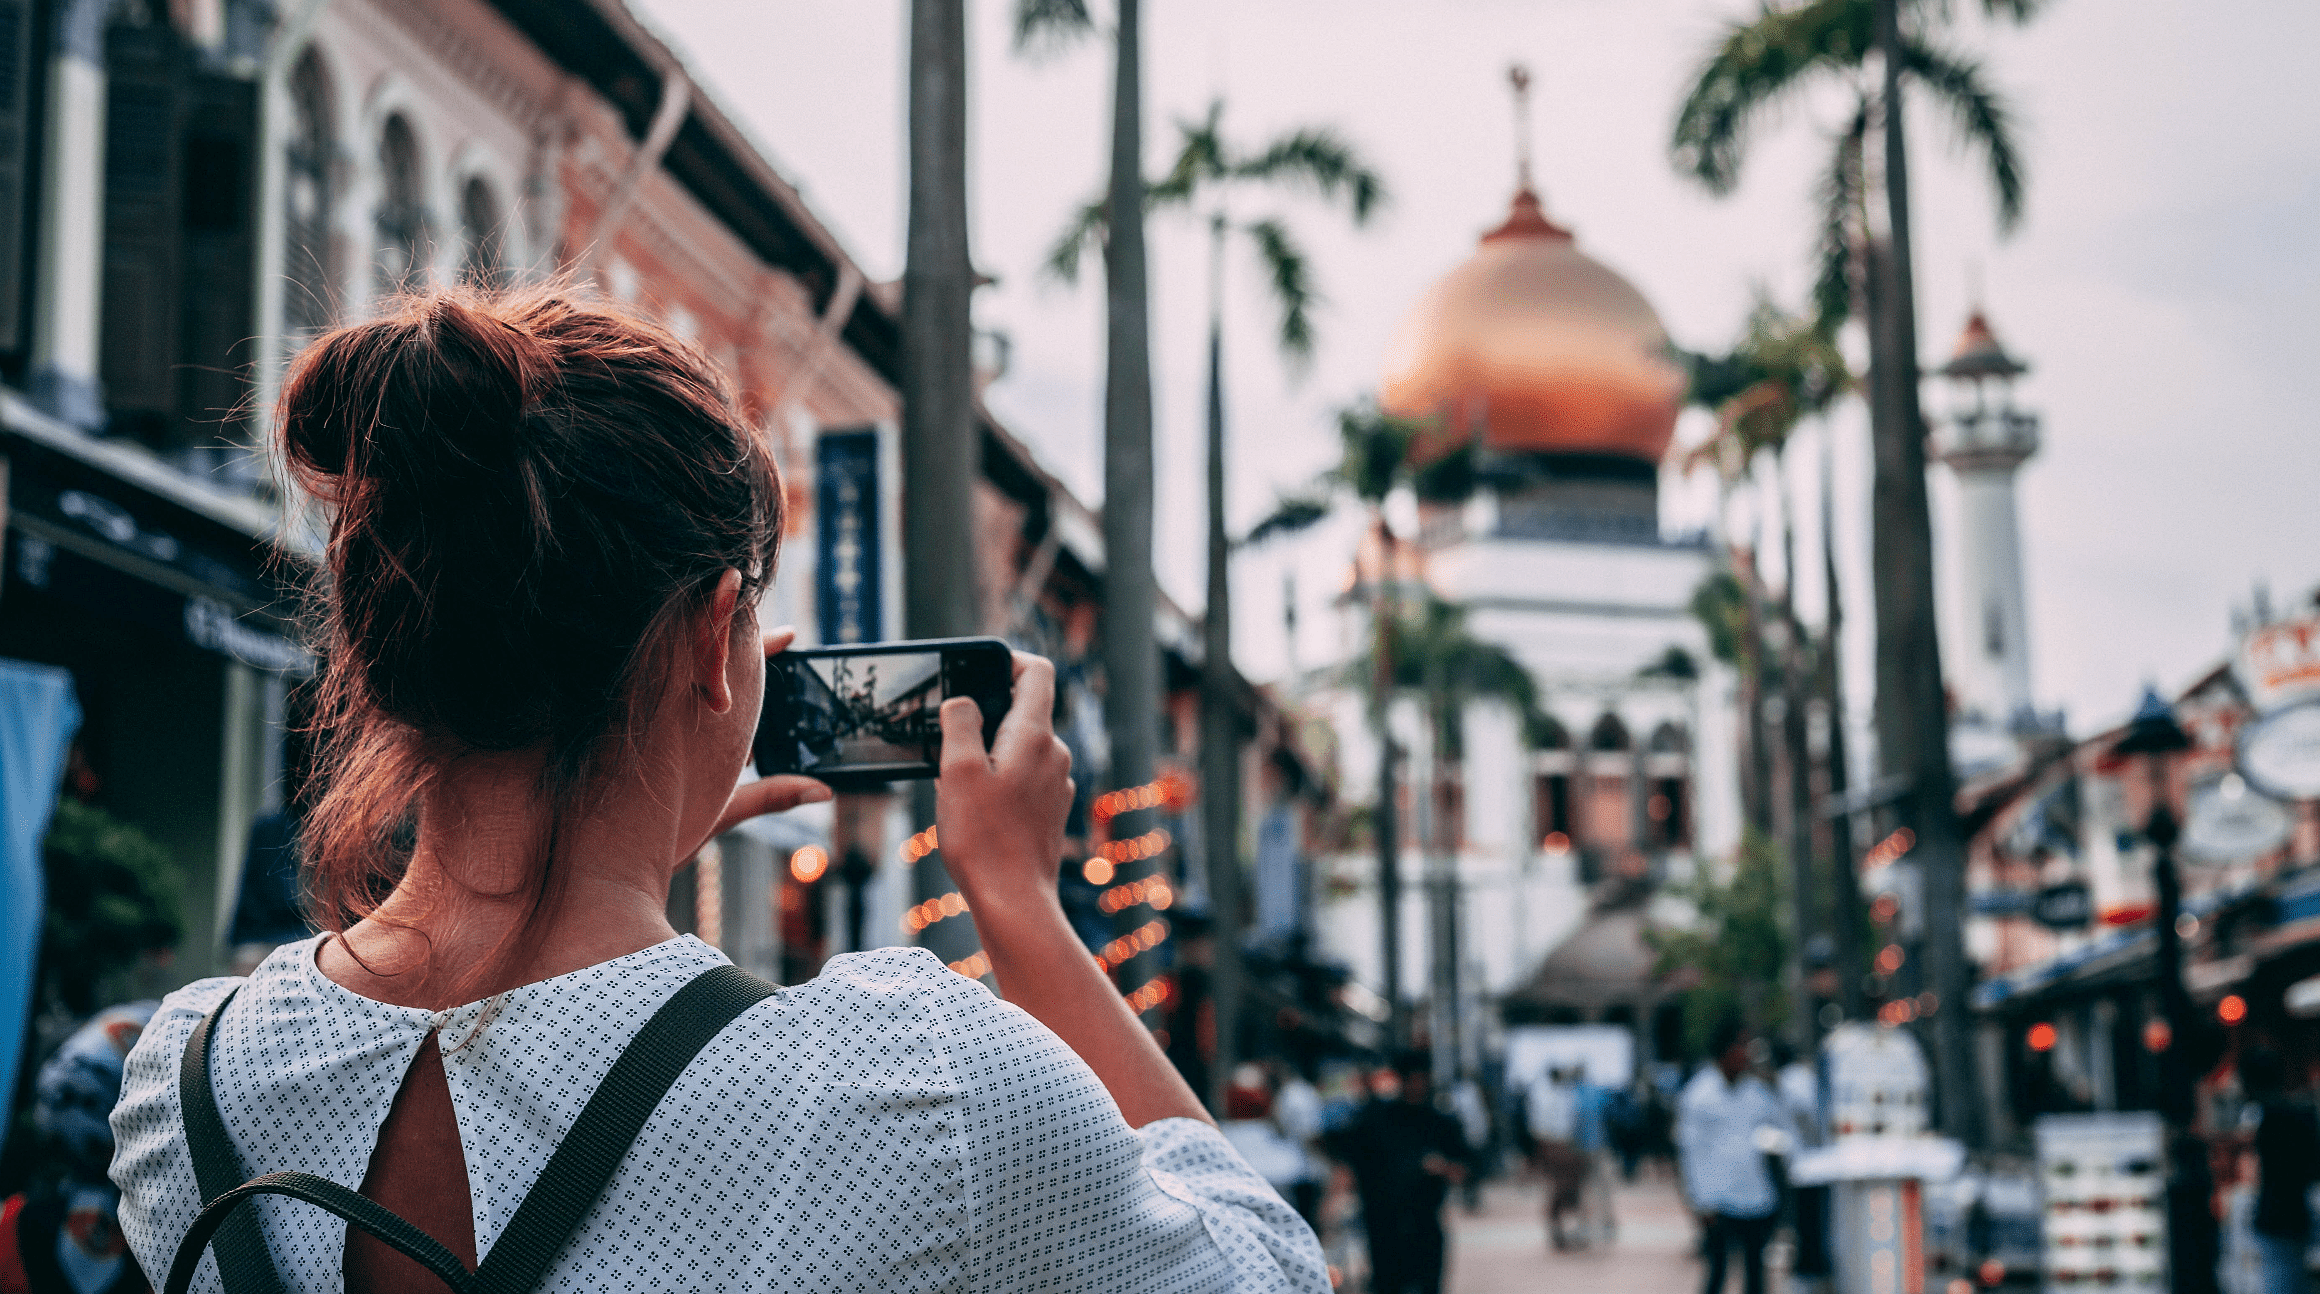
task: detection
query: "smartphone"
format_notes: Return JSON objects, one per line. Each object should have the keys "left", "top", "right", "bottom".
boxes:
{"left": 752, "top": 636, "right": 1014, "bottom": 790}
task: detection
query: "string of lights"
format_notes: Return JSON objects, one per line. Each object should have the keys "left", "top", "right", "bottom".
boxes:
{"left": 1094, "top": 919, "right": 1169, "bottom": 971}
{"left": 1864, "top": 827, "right": 1916, "bottom": 868}
{"left": 1123, "top": 975, "right": 1174, "bottom": 1015}
{"left": 898, "top": 825, "right": 939, "bottom": 864}
{"left": 902, "top": 890, "right": 970, "bottom": 934}
{"left": 1081, "top": 829, "right": 1171, "bottom": 885}
{"left": 947, "top": 951, "right": 991, "bottom": 979}
{"left": 1096, "top": 875, "right": 1174, "bottom": 915}
{"left": 788, "top": 845, "right": 829, "bottom": 884}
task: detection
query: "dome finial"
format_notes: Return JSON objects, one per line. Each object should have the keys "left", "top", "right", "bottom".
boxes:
{"left": 1507, "top": 63, "right": 1534, "bottom": 193}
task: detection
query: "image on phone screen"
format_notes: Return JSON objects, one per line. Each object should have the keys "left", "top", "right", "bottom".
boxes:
{"left": 777, "top": 650, "right": 944, "bottom": 777}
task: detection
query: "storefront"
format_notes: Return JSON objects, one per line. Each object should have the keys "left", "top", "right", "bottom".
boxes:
{"left": 0, "top": 400, "right": 309, "bottom": 996}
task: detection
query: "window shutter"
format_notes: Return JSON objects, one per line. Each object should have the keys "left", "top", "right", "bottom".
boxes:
{"left": 0, "top": 1, "right": 34, "bottom": 355}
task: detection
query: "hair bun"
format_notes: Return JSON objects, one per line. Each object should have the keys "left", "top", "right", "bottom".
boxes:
{"left": 278, "top": 293, "right": 550, "bottom": 492}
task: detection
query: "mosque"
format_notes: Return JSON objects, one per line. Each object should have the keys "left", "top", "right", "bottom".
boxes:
{"left": 1309, "top": 69, "right": 1739, "bottom": 1075}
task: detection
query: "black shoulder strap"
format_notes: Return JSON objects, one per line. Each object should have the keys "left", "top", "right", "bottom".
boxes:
{"left": 172, "top": 964, "right": 777, "bottom": 1294}
{"left": 470, "top": 964, "right": 776, "bottom": 1294}
{"left": 164, "top": 1172, "right": 474, "bottom": 1294}
{"left": 179, "top": 988, "right": 286, "bottom": 1294}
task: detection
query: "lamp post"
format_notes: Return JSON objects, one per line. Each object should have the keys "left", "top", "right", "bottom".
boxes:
{"left": 2112, "top": 687, "right": 2215, "bottom": 1294}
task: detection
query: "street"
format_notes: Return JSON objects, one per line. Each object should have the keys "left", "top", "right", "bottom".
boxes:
{"left": 1445, "top": 1171, "right": 1729, "bottom": 1294}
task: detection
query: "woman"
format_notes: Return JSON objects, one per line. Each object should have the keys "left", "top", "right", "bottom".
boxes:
{"left": 107, "top": 288, "right": 1325, "bottom": 1293}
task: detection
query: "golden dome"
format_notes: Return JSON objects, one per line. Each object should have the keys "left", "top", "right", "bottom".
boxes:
{"left": 1380, "top": 188, "right": 1684, "bottom": 465}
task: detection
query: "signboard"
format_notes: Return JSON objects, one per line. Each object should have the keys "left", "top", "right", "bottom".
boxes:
{"left": 814, "top": 429, "right": 881, "bottom": 646}
{"left": 2031, "top": 882, "right": 2094, "bottom": 931}
{"left": 1504, "top": 1024, "right": 1634, "bottom": 1089}
{"left": 2034, "top": 1112, "right": 2167, "bottom": 1293}
{"left": 2182, "top": 774, "right": 2294, "bottom": 862}
{"left": 2239, "top": 701, "right": 2320, "bottom": 801}
{"left": 2237, "top": 616, "right": 2320, "bottom": 714}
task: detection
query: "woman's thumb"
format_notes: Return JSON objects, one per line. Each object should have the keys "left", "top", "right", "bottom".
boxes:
{"left": 938, "top": 696, "right": 988, "bottom": 774}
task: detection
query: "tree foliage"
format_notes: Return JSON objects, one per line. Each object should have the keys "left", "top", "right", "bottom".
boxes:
{"left": 40, "top": 799, "right": 182, "bottom": 1016}
{"left": 1041, "top": 101, "right": 1385, "bottom": 365}
{"left": 1652, "top": 830, "right": 1792, "bottom": 1057}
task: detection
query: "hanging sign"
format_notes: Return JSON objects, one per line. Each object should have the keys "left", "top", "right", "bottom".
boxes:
{"left": 2238, "top": 616, "right": 2320, "bottom": 715}
{"left": 2031, "top": 881, "right": 2093, "bottom": 931}
{"left": 2240, "top": 701, "right": 2320, "bottom": 801}
{"left": 2183, "top": 774, "right": 2294, "bottom": 862}
{"left": 814, "top": 429, "right": 882, "bottom": 646}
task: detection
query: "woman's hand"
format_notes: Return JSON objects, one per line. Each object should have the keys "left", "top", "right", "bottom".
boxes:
{"left": 931, "top": 652, "right": 1207, "bottom": 1127}
{"left": 933, "top": 652, "right": 1074, "bottom": 909}
{"left": 709, "top": 627, "right": 832, "bottom": 838}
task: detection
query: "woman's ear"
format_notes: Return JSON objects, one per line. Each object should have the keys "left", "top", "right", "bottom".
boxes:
{"left": 694, "top": 570, "right": 745, "bottom": 714}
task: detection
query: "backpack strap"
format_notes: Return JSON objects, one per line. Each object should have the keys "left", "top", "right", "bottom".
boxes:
{"left": 164, "top": 1173, "right": 474, "bottom": 1294}
{"left": 178, "top": 988, "right": 285, "bottom": 1294}
{"left": 469, "top": 965, "right": 775, "bottom": 1294}
{"left": 171, "top": 963, "right": 776, "bottom": 1294}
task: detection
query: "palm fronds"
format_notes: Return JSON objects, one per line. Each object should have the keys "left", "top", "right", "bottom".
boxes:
{"left": 1241, "top": 491, "right": 1333, "bottom": 547}
{"left": 1040, "top": 195, "right": 1109, "bottom": 284}
{"left": 1670, "top": 0, "right": 1873, "bottom": 193}
{"left": 1245, "top": 218, "right": 1316, "bottom": 361}
{"left": 1011, "top": 0, "right": 1093, "bottom": 56}
{"left": 1812, "top": 96, "right": 1872, "bottom": 332}
{"left": 1232, "top": 128, "right": 1388, "bottom": 224}
{"left": 1902, "top": 39, "right": 2026, "bottom": 231}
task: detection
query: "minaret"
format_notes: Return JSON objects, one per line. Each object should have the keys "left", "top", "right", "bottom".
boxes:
{"left": 1931, "top": 310, "right": 2040, "bottom": 730}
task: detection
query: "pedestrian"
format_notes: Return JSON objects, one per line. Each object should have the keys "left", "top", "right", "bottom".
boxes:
{"left": 1, "top": 1002, "right": 156, "bottom": 1294}
{"left": 105, "top": 287, "right": 1326, "bottom": 1294}
{"left": 1270, "top": 1063, "right": 1329, "bottom": 1233}
{"left": 1525, "top": 1066, "right": 1585, "bottom": 1249}
{"left": 1678, "top": 1018, "right": 1784, "bottom": 1294}
{"left": 1448, "top": 1075, "right": 1491, "bottom": 1212}
{"left": 1326, "top": 1054, "right": 1467, "bottom": 1294}
{"left": 1773, "top": 1040, "right": 1832, "bottom": 1293}
{"left": 2243, "top": 1049, "right": 2318, "bottom": 1294}
{"left": 1572, "top": 1064, "right": 1617, "bottom": 1246}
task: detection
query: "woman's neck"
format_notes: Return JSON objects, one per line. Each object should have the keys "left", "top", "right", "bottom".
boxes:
{"left": 316, "top": 747, "right": 697, "bottom": 1010}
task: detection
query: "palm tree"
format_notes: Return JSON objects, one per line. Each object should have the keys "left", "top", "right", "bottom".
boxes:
{"left": 1242, "top": 401, "right": 1470, "bottom": 1046}
{"left": 1342, "top": 595, "right": 1548, "bottom": 1085}
{"left": 1670, "top": 0, "right": 2041, "bottom": 1145}
{"left": 1047, "top": 102, "right": 1384, "bottom": 1099}
{"left": 903, "top": 0, "right": 982, "bottom": 964}
{"left": 1685, "top": 299, "right": 1859, "bottom": 1040}
{"left": 1013, "top": 0, "right": 1167, "bottom": 1000}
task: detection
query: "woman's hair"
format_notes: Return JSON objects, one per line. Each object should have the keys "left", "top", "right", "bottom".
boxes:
{"left": 278, "top": 285, "right": 781, "bottom": 942}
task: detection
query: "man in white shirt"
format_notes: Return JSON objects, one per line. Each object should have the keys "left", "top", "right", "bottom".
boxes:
{"left": 1677, "top": 1019, "right": 1784, "bottom": 1294}
{"left": 1526, "top": 1067, "right": 1585, "bottom": 1249}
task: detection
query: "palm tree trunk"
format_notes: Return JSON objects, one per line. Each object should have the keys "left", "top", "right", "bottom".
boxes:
{"left": 1101, "top": 0, "right": 1165, "bottom": 995}
{"left": 903, "top": 0, "right": 981, "bottom": 962}
{"left": 1199, "top": 226, "right": 1245, "bottom": 1109}
{"left": 1870, "top": 0, "right": 1977, "bottom": 1146}
{"left": 1820, "top": 430, "right": 1869, "bottom": 1022}
{"left": 1773, "top": 472, "right": 1822, "bottom": 1048}
{"left": 1372, "top": 520, "right": 1406, "bottom": 1047}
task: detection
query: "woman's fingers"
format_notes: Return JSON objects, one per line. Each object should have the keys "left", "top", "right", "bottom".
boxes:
{"left": 762, "top": 626, "right": 798, "bottom": 658}
{"left": 710, "top": 773, "right": 831, "bottom": 838}
{"left": 994, "top": 653, "right": 1056, "bottom": 757}
{"left": 938, "top": 696, "right": 989, "bottom": 775}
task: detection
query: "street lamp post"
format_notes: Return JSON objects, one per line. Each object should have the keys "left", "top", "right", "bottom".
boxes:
{"left": 2112, "top": 687, "right": 2215, "bottom": 1294}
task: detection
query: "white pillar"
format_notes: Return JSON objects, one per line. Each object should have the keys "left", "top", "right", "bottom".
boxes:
{"left": 28, "top": 0, "right": 110, "bottom": 430}
{"left": 1949, "top": 462, "right": 2035, "bottom": 724}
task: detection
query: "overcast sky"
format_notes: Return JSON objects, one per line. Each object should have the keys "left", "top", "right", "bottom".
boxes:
{"left": 636, "top": 0, "right": 2319, "bottom": 738}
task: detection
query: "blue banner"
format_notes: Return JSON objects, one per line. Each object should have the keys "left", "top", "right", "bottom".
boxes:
{"left": 0, "top": 658, "right": 83, "bottom": 1158}
{"left": 815, "top": 429, "right": 881, "bottom": 646}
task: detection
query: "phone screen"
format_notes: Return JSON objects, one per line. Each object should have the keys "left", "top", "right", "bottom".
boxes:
{"left": 754, "top": 638, "right": 1011, "bottom": 788}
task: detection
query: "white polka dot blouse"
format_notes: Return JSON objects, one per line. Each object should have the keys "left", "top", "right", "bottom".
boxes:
{"left": 111, "top": 936, "right": 1329, "bottom": 1292}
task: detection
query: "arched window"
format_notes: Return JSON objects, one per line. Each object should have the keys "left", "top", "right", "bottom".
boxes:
{"left": 1649, "top": 722, "right": 1690, "bottom": 754}
{"left": 283, "top": 50, "right": 337, "bottom": 339}
{"left": 458, "top": 175, "right": 504, "bottom": 287}
{"left": 374, "top": 113, "right": 427, "bottom": 298}
{"left": 1589, "top": 713, "right": 1631, "bottom": 752}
